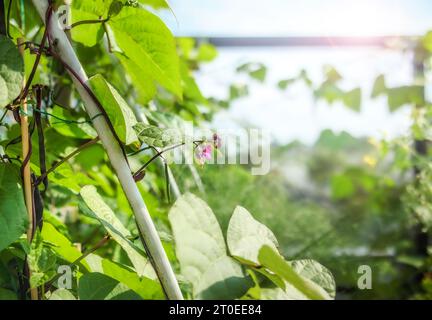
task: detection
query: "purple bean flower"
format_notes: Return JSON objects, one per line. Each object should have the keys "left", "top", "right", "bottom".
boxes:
{"left": 196, "top": 143, "right": 213, "bottom": 164}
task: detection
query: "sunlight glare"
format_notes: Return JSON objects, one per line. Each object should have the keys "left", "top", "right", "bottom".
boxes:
{"left": 318, "top": 0, "right": 409, "bottom": 36}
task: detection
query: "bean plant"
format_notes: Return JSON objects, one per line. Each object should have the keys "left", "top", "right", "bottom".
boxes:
{"left": 0, "top": 0, "right": 335, "bottom": 300}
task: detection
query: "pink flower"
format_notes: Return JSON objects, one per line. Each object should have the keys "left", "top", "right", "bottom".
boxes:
{"left": 196, "top": 144, "right": 213, "bottom": 164}
{"left": 202, "top": 144, "right": 213, "bottom": 159}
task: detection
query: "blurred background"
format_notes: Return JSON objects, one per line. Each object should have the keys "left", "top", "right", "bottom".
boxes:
{"left": 160, "top": 0, "right": 432, "bottom": 299}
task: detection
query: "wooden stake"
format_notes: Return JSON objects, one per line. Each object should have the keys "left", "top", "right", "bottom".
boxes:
{"left": 17, "top": 38, "right": 38, "bottom": 301}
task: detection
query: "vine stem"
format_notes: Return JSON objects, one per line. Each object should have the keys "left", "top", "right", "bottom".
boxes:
{"left": 45, "top": 234, "right": 111, "bottom": 292}
{"left": 133, "top": 143, "right": 185, "bottom": 180}
{"left": 36, "top": 137, "right": 100, "bottom": 184}
{"left": 70, "top": 18, "right": 108, "bottom": 29}
{"left": 17, "top": 38, "right": 38, "bottom": 301}
{"left": 31, "top": 0, "right": 183, "bottom": 299}
{"left": 130, "top": 105, "right": 181, "bottom": 199}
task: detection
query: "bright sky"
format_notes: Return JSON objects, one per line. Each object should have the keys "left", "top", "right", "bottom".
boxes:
{"left": 165, "top": 0, "right": 432, "bottom": 37}
{"left": 160, "top": 1, "right": 431, "bottom": 145}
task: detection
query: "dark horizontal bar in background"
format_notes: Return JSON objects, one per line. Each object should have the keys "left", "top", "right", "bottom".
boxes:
{"left": 198, "top": 36, "right": 415, "bottom": 48}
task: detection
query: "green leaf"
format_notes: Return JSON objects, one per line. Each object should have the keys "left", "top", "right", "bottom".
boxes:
{"left": 260, "top": 286, "right": 308, "bottom": 300}
{"left": 108, "top": 1, "right": 124, "bottom": 18}
{"left": 116, "top": 53, "right": 156, "bottom": 104}
{"left": 50, "top": 106, "right": 97, "bottom": 139}
{"left": 0, "top": 288, "right": 18, "bottom": 300}
{"left": 71, "top": 0, "right": 111, "bottom": 46}
{"left": 109, "top": 7, "right": 182, "bottom": 99}
{"left": 314, "top": 82, "right": 343, "bottom": 104}
{"left": 85, "top": 254, "right": 164, "bottom": 299}
{"left": 138, "top": 0, "right": 170, "bottom": 9}
{"left": 237, "top": 63, "right": 267, "bottom": 82}
{"left": 422, "top": 31, "right": 432, "bottom": 52}
{"left": 177, "top": 38, "right": 195, "bottom": 59}
{"left": 343, "top": 88, "right": 361, "bottom": 112}
{"left": 278, "top": 78, "right": 296, "bottom": 90}
{"left": 89, "top": 74, "right": 138, "bottom": 145}
{"left": 331, "top": 174, "right": 355, "bottom": 200}
{"left": 27, "top": 231, "right": 57, "bottom": 288}
{"left": 0, "top": 35, "right": 24, "bottom": 108}
{"left": 195, "top": 255, "right": 252, "bottom": 300}
{"left": 229, "top": 83, "right": 249, "bottom": 100}
{"left": 299, "top": 69, "right": 313, "bottom": 87}
{"left": 290, "top": 260, "right": 336, "bottom": 299}
{"left": 324, "top": 65, "right": 342, "bottom": 83}
{"left": 169, "top": 193, "right": 252, "bottom": 299}
{"left": 48, "top": 288, "right": 77, "bottom": 300}
{"left": 197, "top": 43, "right": 218, "bottom": 62}
{"left": 387, "top": 86, "right": 425, "bottom": 112}
{"left": 227, "top": 206, "right": 278, "bottom": 265}
{"left": 133, "top": 123, "right": 184, "bottom": 148}
{"left": 46, "top": 162, "right": 96, "bottom": 194}
{"left": 41, "top": 222, "right": 90, "bottom": 271}
{"left": 79, "top": 272, "right": 142, "bottom": 300}
{"left": 0, "top": 164, "right": 28, "bottom": 252}
{"left": 258, "top": 245, "right": 330, "bottom": 300}
{"left": 253, "top": 267, "right": 285, "bottom": 289}
{"left": 80, "top": 185, "right": 155, "bottom": 278}
{"left": 371, "top": 75, "right": 387, "bottom": 98}
{"left": 180, "top": 61, "right": 207, "bottom": 104}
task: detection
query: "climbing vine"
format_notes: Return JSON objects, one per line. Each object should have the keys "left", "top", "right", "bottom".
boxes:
{"left": 0, "top": 0, "right": 335, "bottom": 300}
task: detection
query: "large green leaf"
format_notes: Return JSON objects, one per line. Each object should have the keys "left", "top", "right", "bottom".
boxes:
{"left": 78, "top": 272, "right": 142, "bottom": 300}
{"left": 227, "top": 206, "right": 278, "bottom": 265}
{"left": 89, "top": 74, "right": 138, "bottom": 145}
{"left": 133, "top": 123, "right": 184, "bottom": 148}
{"left": 0, "top": 164, "right": 28, "bottom": 252}
{"left": 168, "top": 193, "right": 252, "bottom": 299}
{"left": 109, "top": 7, "right": 182, "bottom": 99}
{"left": 196, "top": 255, "right": 251, "bottom": 300}
{"left": 80, "top": 185, "right": 155, "bottom": 278}
{"left": 258, "top": 245, "right": 331, "bottom": 300}
{"left": 0, "top": 35, "right": 24, "bottom": 108}
{"left": 85, "top": 254, "right": 164, "bottom": 299}
{"left": 116, "top": 53, "right": 156, "bottom": 104}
